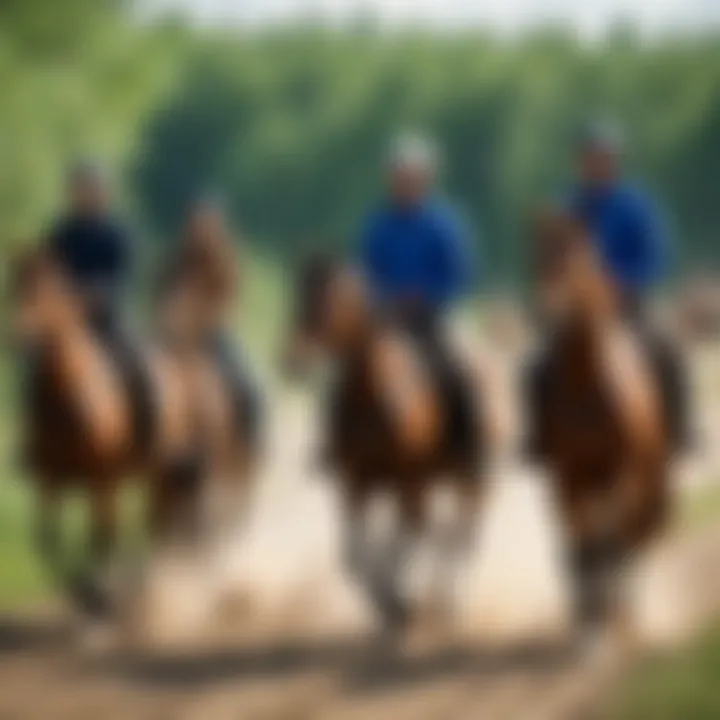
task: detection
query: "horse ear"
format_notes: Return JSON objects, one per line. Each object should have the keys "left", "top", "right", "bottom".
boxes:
{"left": 532, "top": 203, "right": 562, "bottom": 241}
{"left": 533, "top": 205, "right": 585, "bottom": 245}
{"left": 296, "top": 247, "right": 337, "bottom": 275}
{"left": 5, "top": 242, "right": 42, "bottom": 296}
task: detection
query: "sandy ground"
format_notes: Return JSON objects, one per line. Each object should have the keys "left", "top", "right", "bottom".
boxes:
{"left": 1, "top": 338, "right": 719, "bottom": 719}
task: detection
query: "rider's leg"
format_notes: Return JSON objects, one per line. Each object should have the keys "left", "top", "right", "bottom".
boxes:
{"left": 92, "top": 312, "right": 156, "bottom": 453}
{"left": 621, "top": 297, "right": 691, "bottom": 451}
{"left": 409, "top": 316, "right": 481, "bottom": 471}
{"left": 211, "top": 334, "right": 263, "bottom": 449}
{"left": 524, "top": 348, "right": 551, "bottom": 459}
{"left": 644, "top": 330, "right": 690, "bottom": 450}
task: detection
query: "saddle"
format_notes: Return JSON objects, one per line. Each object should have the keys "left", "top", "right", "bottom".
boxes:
{"left": 403, "top": 326, "right": 482, "bottom": 471}
{"left": 97, "top": 326, "right": 158, "bottom": 457}
{"left": 206, "top": 339, "right": 262, "bottom": 453}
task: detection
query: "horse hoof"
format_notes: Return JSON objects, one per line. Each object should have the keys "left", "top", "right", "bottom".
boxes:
{"left": 575, "top": 625, "right": 619, "bottom": 670}
{"left": 69, "top": 575, "right": 114, "bottom": 621}
{"left": 378, "top": 593, "right": 411, "bottom": 636}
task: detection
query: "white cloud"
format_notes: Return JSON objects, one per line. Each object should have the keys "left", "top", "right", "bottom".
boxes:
{"left": 147, "top": 0, "right": 720, "bottom": 37}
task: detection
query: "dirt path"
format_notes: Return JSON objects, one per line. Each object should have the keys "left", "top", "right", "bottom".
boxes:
{"left": 1, "top": 343, "right": 719, "bottom": 720}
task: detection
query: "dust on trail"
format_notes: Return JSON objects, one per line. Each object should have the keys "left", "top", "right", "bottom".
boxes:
{"left": 1, "top": 341, "right": 720, "bottom": 720}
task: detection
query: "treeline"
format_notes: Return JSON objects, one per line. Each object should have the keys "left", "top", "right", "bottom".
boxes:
{"left": 4, "top": 1, "right": 720, "bottom": 286}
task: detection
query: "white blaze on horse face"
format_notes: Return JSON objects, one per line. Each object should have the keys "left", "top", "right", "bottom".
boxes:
{"left": 566, "top": 239, "right": 616, "bottom": 319}
{"left": 325, "top": 269, "right": 369, "bottom": 347}
{"left": 14, "top": 266, "right": 79, "bottom": 340}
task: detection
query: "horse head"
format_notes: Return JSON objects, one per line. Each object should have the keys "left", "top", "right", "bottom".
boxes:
{"left": 8, "top": 245, "right": 82, "bottom": 350}
{"left": 281, "top": 253, "right": 371, "bottom": 377}
{"left": 532, "top": 206, "right": 618, "bottom": 325}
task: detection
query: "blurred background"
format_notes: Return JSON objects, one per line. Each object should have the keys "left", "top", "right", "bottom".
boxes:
{"left": 2, "top": 1, "right": 720, "bottom": 718}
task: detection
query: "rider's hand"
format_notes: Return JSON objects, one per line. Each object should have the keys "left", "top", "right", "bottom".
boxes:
{"left": 81, "top": 282, "right": 112, "bottom": 312}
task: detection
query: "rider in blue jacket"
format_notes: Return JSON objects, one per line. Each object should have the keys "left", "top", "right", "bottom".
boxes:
{"left": 360, "top": 202, "right": 472, "bottom": 322}
{"left": 357, "top": 133, "right": 479, "bottom": 468}
{"left": 527, "top": 122, "right": 689, "bottom": 453}
{"left": 359, "top": 133, "right": 473, "bottom": 330}
{"left": 567, "top": 124, "right": 668, "bottom": 301}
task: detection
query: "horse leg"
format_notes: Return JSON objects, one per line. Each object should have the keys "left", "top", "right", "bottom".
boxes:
{"left": 430, "top": 477, "right": 483, "bottom": 621}
{"left": 87, "top": 482, "right": 118, "bottom": 568}
{"left": 341, "top": 479, "right": 371, "bottom": 586}
{"left": 561, "top": 488, "right": 614, "bottom": 642}
{"left": 607, "top": 462, "right": 670, "bottom": 647}
{"left": 371, "top": 484, "right": 425, "bottom": 634}
{"left": 35, "top": 482, "right": 64, "bottom": 579}
{"left": 70, "top": 482, "right": 118, "bottom": 620}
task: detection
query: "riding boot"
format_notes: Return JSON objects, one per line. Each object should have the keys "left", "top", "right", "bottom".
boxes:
{"left": 645, "top": 332, "right": 691, "bottom": 452}
{"left": 524, "top": 351, "right": 550, "bottom": 460}
{"left": 93, "top": 315, "right": 156, "bottom": 455}
{"left": 211, "top": 335, "right": 264, "bottom": 451}
{"left": 621, "top": 294, "right": 691, "bottom": 452}
{"left": 655, "top": 342, "right": 692, "bottom": 450}
{"left": 405, "top": 314, "right": 480, "bottom": 472}
{"left": 445, "top": 364, "right": 481, "bottom": 473}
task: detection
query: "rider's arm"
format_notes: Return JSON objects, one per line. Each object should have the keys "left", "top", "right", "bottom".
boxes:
{"left": 623, "top": 190, "right": 669, "bottom": 290}
{"left": 428, "top": 205, "right": 475, "bottom": 308}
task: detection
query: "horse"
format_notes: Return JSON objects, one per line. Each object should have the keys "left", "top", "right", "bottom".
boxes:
{"left": 8, "top": 246, "right": 253, "bottom": 620}
{"left": 282, "top": 257, "right": 492, "bottom": 632}
{"left": 530, "top": 209, "right": 672, "bottom": 648}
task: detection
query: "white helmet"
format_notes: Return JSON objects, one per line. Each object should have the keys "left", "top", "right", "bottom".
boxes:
{"left": 388, "top": 132, "right": 440, "bottom": 176}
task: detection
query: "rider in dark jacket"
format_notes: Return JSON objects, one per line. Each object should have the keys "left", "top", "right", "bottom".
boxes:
{"left": 48, "top": 161, "right": 133, "bottom": 335}
{"left": 47, "top": 161, "right": 153, "bottom": 447}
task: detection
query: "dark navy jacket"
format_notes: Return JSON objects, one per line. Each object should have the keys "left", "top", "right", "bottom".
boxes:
{"left": 48, "top": 214, "right": 133, "bottom": 325}
{"left": 358, "top": 199, "right": 473, "bottom": 314}
{"left": 568, "top": 182, "right": 667, "bottom": 293}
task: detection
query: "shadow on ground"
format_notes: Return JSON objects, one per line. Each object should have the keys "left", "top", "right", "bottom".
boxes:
{"left": 73, "top": 633, "right": 578, "bottom": 697}
{"left": 0, "top": 614, "right": 73, "bottom": 655}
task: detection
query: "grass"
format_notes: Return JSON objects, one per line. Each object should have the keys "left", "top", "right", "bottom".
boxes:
{"left": 0, "top": 479, "right": 50, "bottom": 608}
{"left": 606, "top": 623, "right": 720, "bottom": 719}
{"left": 0, "top": 465, "right": 146, "bottom": 610}
{"left": 680, "top": 481, "right": 720, "bottom": 531}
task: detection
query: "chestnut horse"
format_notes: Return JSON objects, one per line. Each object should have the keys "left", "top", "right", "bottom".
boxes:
{"left": 531, "top": 209, "right": 672, "bottom": 644}
{"left": 9, "top": 247, "right": 252, "bottom": 617}
{"left": 283, "top": 257, "right": 492, "bottom": 631}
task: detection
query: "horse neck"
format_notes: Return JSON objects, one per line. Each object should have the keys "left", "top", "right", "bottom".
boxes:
{"left": 336, "top": 318, "right": 381, "bottom": 387}
{"left": 555, "top": 312, "right": 608, "bottom": 383}
{"left": 39, "top": 317, "right": 99, "bottom": 403}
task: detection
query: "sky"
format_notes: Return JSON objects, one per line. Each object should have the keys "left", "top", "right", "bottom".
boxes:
{"left": 147, "top": 0, "right": 720, "bottom": 38}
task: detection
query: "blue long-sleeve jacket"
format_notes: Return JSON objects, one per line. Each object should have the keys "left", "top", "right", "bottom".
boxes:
{"left": 48, "top": 213, "right": 133, "bottom": 322}
{"left": 568, "top": 183, "right": 667, "bottom": 293}
{"left": 358, "top": 199, "right": 473, "bottom": 313}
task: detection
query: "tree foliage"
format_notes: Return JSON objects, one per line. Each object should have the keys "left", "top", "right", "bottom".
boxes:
{"left": 3, "top": 5, "right": 720, "bottom": 285}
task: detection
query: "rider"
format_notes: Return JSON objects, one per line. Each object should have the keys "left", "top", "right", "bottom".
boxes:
{"left": 47, "top": 160, "right": 153, "bottom": 445}
{"left": 526, "top": 120, "right": 689, "bottom": 454}
{"left": 49, "top": 160, "right": 133, "bottom": 337}
{"left": 161, "top": 195, "right": 262, "bottom": 449}
{"left": 358, "top": 133, "right": 478, "bottom": 466}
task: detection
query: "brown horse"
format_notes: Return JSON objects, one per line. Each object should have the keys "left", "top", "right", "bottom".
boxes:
{"left": 531, "top": 209, "right": 672, "bottom": 645}
{"left": 282, "top": 257, "right": 491, "bottom": 631}
{"left": 9, "top": 247, "right": 251, "bottom": 617}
